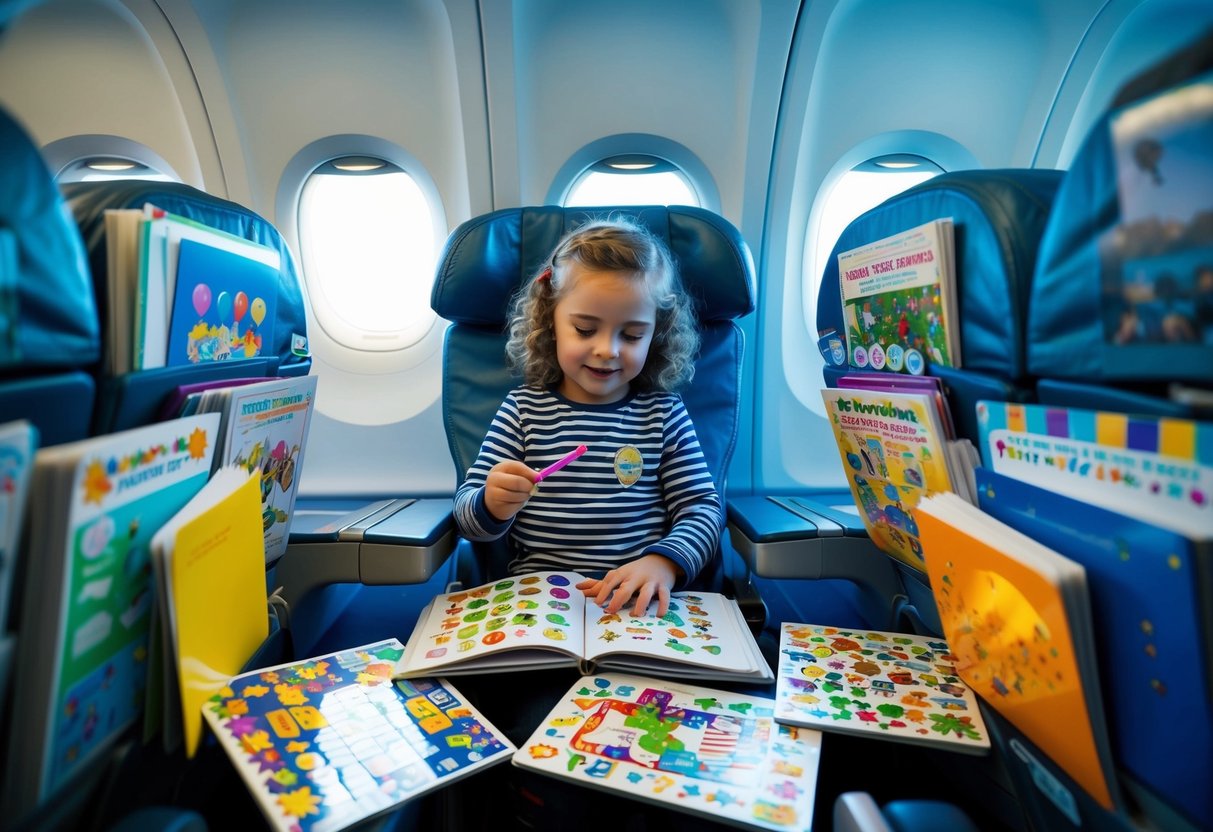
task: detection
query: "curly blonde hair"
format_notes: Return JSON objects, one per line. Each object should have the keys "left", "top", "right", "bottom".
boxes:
{"left": 504, "top": 216, "right": 699, "bottom": 392}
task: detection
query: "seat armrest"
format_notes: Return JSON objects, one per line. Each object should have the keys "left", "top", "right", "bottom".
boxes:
{"left": 726, "top": 493, "right": 907, "bottom": 629}
{"left": 273, "top": 497, "right": 455, "bottom": 615}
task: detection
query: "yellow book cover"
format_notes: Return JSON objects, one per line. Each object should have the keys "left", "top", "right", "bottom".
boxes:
{"left": 154, "top": 466, "right": 269, "bottom": 757}
{"left": 820, "top": 387, "right": 955, "bottom": 570}
{"left": 916, "top": 492, "right": 1121, "bottom": 812}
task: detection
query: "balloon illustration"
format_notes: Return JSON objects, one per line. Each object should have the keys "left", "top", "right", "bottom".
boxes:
{"left": 234, "top": 291, "right": 249, "bottom": 322}
{"left": 192, "top": 283, "right": 212, "bottom": 317}
{"left": 216, "top": 290, "right": 232, "bottom": 321}
{"left": 251, "top": 296, "right": 267, "bottom": 327}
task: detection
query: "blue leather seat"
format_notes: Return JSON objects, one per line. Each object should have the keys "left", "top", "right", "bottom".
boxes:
{"left": 0, "top": 107, "right": 99, "bottom": 446}
{"left": 430, "top": 205, "right": 757, "bottom": 598}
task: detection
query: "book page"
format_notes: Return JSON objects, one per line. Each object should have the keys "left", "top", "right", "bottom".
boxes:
{"left": 774, "top": 622, "right": 990, "bottom": 754}
{"left": 400, "top": 571, "right": 588, "bottom": 675}
{"left": 583, "top": 591, "right": 758, "bottom": 674}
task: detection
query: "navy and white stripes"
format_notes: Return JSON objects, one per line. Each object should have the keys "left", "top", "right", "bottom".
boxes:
{"left": 453, "top": 386, "right": 723, "bottom": 588}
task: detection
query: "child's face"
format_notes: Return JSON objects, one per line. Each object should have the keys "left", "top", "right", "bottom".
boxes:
{"left": 552, "top": 265, "right": 656, "bottom": 404}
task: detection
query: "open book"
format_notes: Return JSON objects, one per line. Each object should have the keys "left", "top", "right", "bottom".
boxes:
{"left": 513, "top": 672, "right": 821, "bottom": 831}
{"left": 397, "top": 571, "right": 773, "bottom": 683}
{"left": 202, "top": 638, "right": 515, "bottom": 832}
{"left": 774, "top": 622, "right": 990, "bottom": 754}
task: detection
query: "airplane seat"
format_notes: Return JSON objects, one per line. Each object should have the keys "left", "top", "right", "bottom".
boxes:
{"left": 833, "top": 791, "right": 980, "bottom": 832}
{"left": 0, "top": 109, "right": 216, "bottom": 832}
{"left": 429, "top": 204, "right": 758, "bottom": 613}
{"left": 1004, "top": 26, "right": 1213, "bottom": 832}
{"left": 60, "top": 179, "right": 312, "bottom": 436}
{"left": 726, "top": 168, "right": 1065, "bottom": 652}
{"left": 0, "top": 106, "right": 99, "bottom": 446}
{"left": 1027, "top": 25, "right": 1213, "bottom": 418}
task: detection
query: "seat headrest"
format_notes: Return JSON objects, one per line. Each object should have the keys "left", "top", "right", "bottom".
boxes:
{"left": 0, "top": 107, "right": 98, "bottom": 372}
{"left": 1028, "top": 27, "right": 1213, "bottom": 385}
{"left": 431, "top": 205, "right": 755, "bottom": 326}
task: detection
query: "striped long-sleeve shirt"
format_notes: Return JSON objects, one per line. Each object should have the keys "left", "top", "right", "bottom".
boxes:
{"left": 453, "top": 386, "right": 724, "bottom": 588}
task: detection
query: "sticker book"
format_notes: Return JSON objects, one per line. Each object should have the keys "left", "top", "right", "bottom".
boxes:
{"left": 397, "top": 571, "right": 772, "bottom": 684}
{"left": 202, "top": 638, "right": 515, "bottom": 832}
{"left": 773, "top": 623, "right": 990, "bottom": 754}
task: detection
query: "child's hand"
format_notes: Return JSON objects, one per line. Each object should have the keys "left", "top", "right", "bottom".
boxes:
{"left": 483, "top": 460, "right": 538, "bottom": 522}
{"left": 577, "top": 554, "right": 679, "bottom": 618}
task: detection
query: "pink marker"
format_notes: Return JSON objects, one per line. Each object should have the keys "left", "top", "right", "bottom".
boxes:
{"left": 534, "top": 444, "right": 588, "bottom": 484}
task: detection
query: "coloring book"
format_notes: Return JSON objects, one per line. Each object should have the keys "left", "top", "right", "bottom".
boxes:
{"left": 397, "top": 571, "right": 772, "bottom": 683}
{"left": 773, "top": 623, "right": 990, "bottom": 754}
{"left": 513, "top": 672, "right": 821, "bottom": 831}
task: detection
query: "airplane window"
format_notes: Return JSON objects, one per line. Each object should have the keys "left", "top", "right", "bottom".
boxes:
{"left": 298, "top": 157, "right": 438, "bottom": 351}
{"left": 565, "top": 154, "right": 699, "bottom": 207}
{"left": 56, "top": 157, "right": 174, "bottom": 183}
{"left": 807, "top": 154, "right": 942, "bottom": 323}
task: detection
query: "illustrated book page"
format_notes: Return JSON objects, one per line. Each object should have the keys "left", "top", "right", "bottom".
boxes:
{"left": 166, "top": 236, "right": 279, "bottom": 367}
{"left": 513, "top": 672, "right": 821, "bottom": 831}
{"left": 397, "top": 571, "right": 772, "bottom": 682}
{"left": 774, "top": 622, "right": 989, "bottom": 754}
{"left": 212, "top": 374, "right": 318, "bottom": 563}
{"left": 202, "top": 638, "right": 515, "bottom": 832}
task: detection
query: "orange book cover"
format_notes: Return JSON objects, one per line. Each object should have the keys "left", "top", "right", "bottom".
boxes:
{"left": 916, "top": 493, "right": 1121, "bottom": 812}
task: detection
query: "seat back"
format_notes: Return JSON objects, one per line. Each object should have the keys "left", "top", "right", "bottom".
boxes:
{"left": 1027, "top": 27, "right": 1213, "bottom": 415}
{"left": 0, "top": 107, "right": 99, "bottom": 446}
{"left": 61, "top": 180, "right": 312, "bottom": 434}
{"left": 816, "top": 169, "right": 1063, "bottom": 443}
{"left": 431, "top": 205, "right": 755, "bottom": 586}
{"left": 1007, "top": 27, "right": 1213, "bottom": 832}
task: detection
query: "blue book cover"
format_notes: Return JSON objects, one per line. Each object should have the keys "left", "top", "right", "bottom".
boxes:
{"left": 166, "top": 237, "right": 279, "bottom": 366}
{"left": 976, "top": 466, "right": 1213, "bottom": 830}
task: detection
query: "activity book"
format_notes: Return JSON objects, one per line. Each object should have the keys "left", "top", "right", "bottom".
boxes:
{"left": 514, "top": 672, "right": 821, "bottom": 831}
{"left": 397, "top": 571, "right": 773, "bottom": 684}
{"left": 202, "top": 639, "right": 515, "bottom": 832}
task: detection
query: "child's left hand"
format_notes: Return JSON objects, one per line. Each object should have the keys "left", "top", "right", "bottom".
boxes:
{"left": 577, "top": 554, "right": 679, "bottom": 618}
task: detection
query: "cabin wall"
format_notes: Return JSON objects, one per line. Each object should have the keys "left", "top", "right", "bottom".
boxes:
{"left": 0, "top": 0, "right": 1209, "bottom": 499}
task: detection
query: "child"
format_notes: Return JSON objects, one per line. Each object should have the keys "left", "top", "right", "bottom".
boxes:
{"left": 446, "top": 218, "right": 731, "bottom": 831}
{"left": 452, "top": 216, "right": 724, "bottom": 619}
